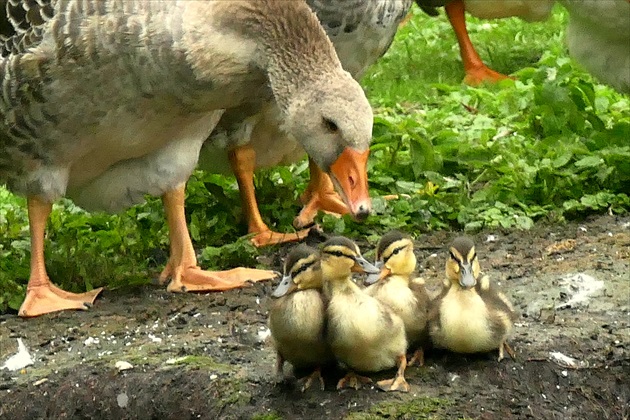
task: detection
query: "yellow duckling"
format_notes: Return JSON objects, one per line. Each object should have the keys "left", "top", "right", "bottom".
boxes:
{"left": 429, "top": 236, "right": 517, "bottom": 361}
{"left": 365, "top": 231, "right": 430, "bottom": 366}
{"left": 268, "top": 244, "right": 334, "bottom": 391}
{"left": 321, "top": 237, "right": 410, "bottom": 392}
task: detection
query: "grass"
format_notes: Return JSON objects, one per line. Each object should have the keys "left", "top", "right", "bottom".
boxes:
{"left": 1, "top": 5, "right": 628, "bottom": 312}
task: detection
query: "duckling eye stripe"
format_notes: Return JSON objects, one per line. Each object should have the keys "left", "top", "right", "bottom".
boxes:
{"left": 323, "top": 249, "right": 355, "bottom": 260}
{"left": 291, "top": 260, "right": 316, "bottom": 277}
{"left": 383, "top": 245, "right": 407, "bottom": 264}
{"left": 449, "top": 251, "right": 460, "bottom": 263}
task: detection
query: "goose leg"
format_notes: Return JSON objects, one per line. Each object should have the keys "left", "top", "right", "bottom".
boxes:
{"left": 336, "top": 371, "right": 373, "bottom": 390}
{"left": 377, "top": 355, "right": 410, "bottom": 393}
{"left": 229, "top": 145, "right": 310, "bottom": 247}
{"left": 159, "top": 184, "right": 276, "bottom": 292}
{"left": 293, "top": 158, "right": 350, "bottom": 229}
{"left": 18, "top": 197, "right": 102, "bottom": 317}
{"left": 445, "top": 0, "right": 511, "bottom": 85}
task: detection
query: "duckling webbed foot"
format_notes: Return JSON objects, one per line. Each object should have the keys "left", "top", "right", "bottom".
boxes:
{"left": 336, "top": 371, "right": 373, "bottom": 390}
{"left": 377, "top": 355, "right": 410, "bottom": 393}
{"left": 299, "top": 367, "right": 325, "bottom": 392}
{"left": 407, "top": 348, "right": 425, "bottom": 367}
{"left": 498, "top": 341, "right": 517, "bottom": 362}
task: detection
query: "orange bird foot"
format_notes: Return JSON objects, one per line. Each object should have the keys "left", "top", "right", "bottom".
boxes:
{"left": 160, "top": 265, "right": 277, "bottom": 293}
{"left": 294, "top": 187, "right": 349, "bottom": 229}
{"left": 376, "top": 375, "right": 410, "bottom": 393}
{"left": 464, "top": 66, "right": 513, "bottom": 86}
{"left": 18, "top": 282, "right": 103, "bottom": 318}
{"left": 498, "top": 341, "right": 517, "bottom": 362}
{"left": 407, "top": 348, "right": 425, "bottom": 367}
{"left": 336, "top": 371, "right": 373, "bottom": 390}
{"left": 249, "top": 228, "right": 312, "bottom": 248}
{"left": 299, "top": 368, "right": 325, "bottom": 392}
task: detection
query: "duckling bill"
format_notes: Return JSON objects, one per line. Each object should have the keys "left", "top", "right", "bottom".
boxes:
{"left": 429, "top": 236, "right": 517, "bottom": 361}
{"left": 322, "top": 237, "right": 410, "bottom": 392}
{"left": 268, "top": 244, "right": 333, "bottom": 391}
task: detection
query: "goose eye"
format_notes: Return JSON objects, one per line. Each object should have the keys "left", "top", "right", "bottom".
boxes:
{"left": 323, "top": 118, "right": 339, "bottom": 133}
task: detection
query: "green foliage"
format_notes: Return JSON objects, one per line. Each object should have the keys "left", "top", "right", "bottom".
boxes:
{"left": 1, "top": 6, "right": 628, "bottom": 312}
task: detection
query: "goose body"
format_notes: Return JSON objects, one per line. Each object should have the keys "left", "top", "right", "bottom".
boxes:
{"left": 0, "top": 0, "right": 374, "bottom": 317}
{"left": 560, "top": 0, "right": 630, "bottom": 94}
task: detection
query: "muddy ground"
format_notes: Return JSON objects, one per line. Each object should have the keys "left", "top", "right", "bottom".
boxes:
{"left": 1, "top": 214, "right": 629, "bottom": 419}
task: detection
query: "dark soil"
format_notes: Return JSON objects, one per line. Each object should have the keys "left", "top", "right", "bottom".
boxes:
{"left": 1, "top": 214, "right": 629, "bottom": 420}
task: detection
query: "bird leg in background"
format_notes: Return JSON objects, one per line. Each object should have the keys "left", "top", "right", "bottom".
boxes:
{"left": 408, "top": 348, "right": 425, "bottom": 367}
{"left": 18, "top": 197, "right": 102, "bottom": 317}
{"left": 377, "top": 354, "right": 411, "bottom": 392}
{"left": 445, "top": 0, "right": 512, "bottom": 85}
{"left": 159, "top": 184, "right": 276, "bottom": 292}
{"left": 300, "top": 367, "right": 325, "bottom": 392}
{"left": 336, "top": 370, "right": 373, "bottom": 390}
{"left": 293, "top": 158, "right": 350, "bottom": 229}
{"left": 229, "top": 145, "right": 311, "bottom": 247}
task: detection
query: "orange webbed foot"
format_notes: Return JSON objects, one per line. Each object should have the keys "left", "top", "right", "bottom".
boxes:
{"left": 18, "top": 282, "right": 103, "bottom": 318}
{"left": 464, "top": 66, "right": 513, "bottom": 86}
{"left": 249, "top": 228, "right": 312, "bottom": 248}
{"left": 161, "top": 265, "right": 277, "bottom": 293}
{"left": 336, "top": 371, "right": 373, "bottom": 390}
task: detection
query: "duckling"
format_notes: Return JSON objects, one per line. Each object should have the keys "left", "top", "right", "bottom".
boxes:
{"left": 268, "top": 244, "right": 333, "bottom": 391}
{"left": 429, "top": 237, "right": 517, "bottom": 361}
{"left": 365, "top": 231, "right": 430, "bottom": 366}
{"left": 321, "top": 237, "right": 410, "bottom": 392}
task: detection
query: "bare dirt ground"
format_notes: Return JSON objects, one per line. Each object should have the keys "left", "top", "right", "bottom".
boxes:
{"left": 1, "top": 214, "right": 629, "bottom": 420}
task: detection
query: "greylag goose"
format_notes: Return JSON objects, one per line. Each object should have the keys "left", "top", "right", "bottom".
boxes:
{"left": 415, "top": 0, "right": 554, "bottom": 85}
{"left": 198, "top": 0, "right": 413, "bottom": 247}
{"left": 0, "top": 0, "right": 373, "bottom": 316}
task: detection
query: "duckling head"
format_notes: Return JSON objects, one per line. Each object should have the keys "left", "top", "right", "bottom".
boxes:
{"left": 446, "top": 236, "right": 481, "bottom": 289}
{"left": 320, "top": 236, "right": 379, "bottom": 281}
{"left": 365, "top": 231, "right": 416, "bottom": 285}
{"left": 272, "top": 244, "right": 321, "bottom": 298}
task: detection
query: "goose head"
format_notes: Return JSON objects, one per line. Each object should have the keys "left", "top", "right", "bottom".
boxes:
{"left": 207, "top": 1, "right": 374, "bottom": 221}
